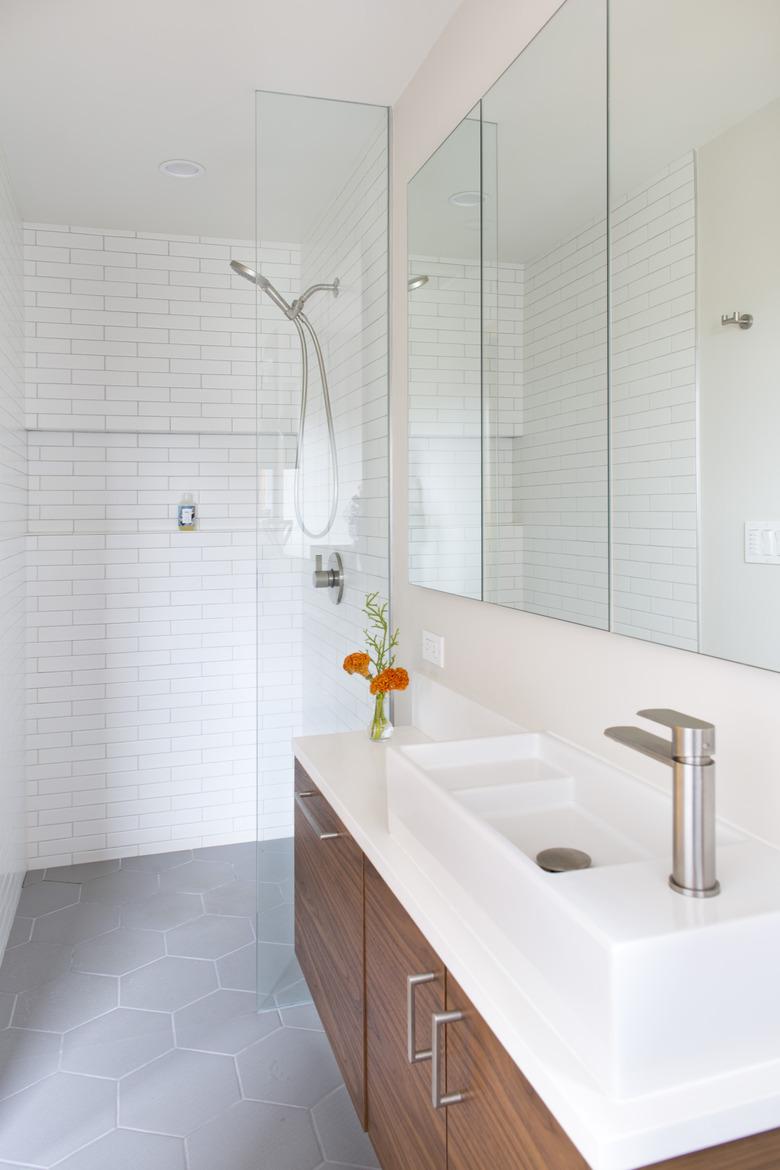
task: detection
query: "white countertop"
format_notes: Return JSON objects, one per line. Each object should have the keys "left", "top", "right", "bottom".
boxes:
{"left": 293, "top": 725, "right": 780, "bottom": 1170}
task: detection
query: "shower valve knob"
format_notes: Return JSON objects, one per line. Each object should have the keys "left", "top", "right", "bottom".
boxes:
{"left": 312, "top": 553, "right": 344, "bottom": 605}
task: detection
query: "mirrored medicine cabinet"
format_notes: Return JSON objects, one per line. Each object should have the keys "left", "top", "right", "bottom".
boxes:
{"left": 407, "top": 0, "right": 780, "bottom": 673}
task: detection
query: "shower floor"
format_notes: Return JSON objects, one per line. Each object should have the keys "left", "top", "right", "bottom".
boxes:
{"left": 0, "top": 841, "right": 378, "bottom": 1170}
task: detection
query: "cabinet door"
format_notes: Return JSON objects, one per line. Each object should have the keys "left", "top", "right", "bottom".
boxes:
{"left": 365, "top": 860, "right": 446, "bottom": 1170}
{"left": 445, "top": 973, "right": 590, "bottom": 1170}
{"left": 294, "top": 762, "right": 366, "bottom": 1125}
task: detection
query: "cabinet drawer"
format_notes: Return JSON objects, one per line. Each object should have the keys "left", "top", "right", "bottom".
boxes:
{"left": 294, "top": 761, "right": 366, "bottom": 1125}
{"left": 365, "top": 859, "right": 447, "bottom": 1170}
{"left": 445, "top": 973, "right": 588, "bottom": 1170}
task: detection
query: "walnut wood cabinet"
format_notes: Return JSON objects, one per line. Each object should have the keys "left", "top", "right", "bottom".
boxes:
{"left": 365, "top": 859, "right": 446, "bottom": 1170}
{"left": 293, "top": 761, "right": 366, "bottom": 1124}
{"left": 293, "top": 761, "right": 780, "bottom": 1170}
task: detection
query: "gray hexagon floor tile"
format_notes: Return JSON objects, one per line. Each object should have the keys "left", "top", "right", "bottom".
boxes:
{"left": 72, "top": 926, "right": 164, "bottom": 975}
{"left": 203, "top": 879, "right": 259, "bottom": 917}
{"left": 159, "top": 859, "right": 236, "bottom": 893}
{"left": 121, "top": 890, "right": 203, "bottom": 932}
{"left": 280, "top": 1002, "right": 324, "bottom": 1031}
{"left": 44, "top": 860, "right": 120, "bottom": 884}
{"left": 54, "top": 1129, "right": 186, "bottom": 1170}
{"left": 312, "top": 1087, "right": 380, "bottom": 1167}
{"left": 62, "top": 1007, "right": 173, "bottom": 1078}
{"left": 0, "top": 994, "right": 15, "bottom": 1029}
{"left": 0, "top": 1028, "right": 61, "bottom": 1099}
{"left": 258, "top": 902, "right": 294, "bottom": 945}
{"left": 256, "top": 850, "right": 293, "bottom": 885}
{"left": 167, "top": 913, "right": 254, "bottom": 960}
{"left": 7, "top": 917, "right": 33, "bottom": 946}
{"left": 121, "top": 956, "right": 217, "bottom": 1011}
{"left": 216, "top": 941, "right": 256, "bottom": 991}
{"left": 187, "top": 1099, "right": 321, "bottom": 1170}
{"left": 274, "top": 975, "right": 311, "bottom": 1010}
{"left": 0, "top": 941, "right": 73, "bottom": 993}
{"left": 0, "top": 1072, "right": 115, "bottom": 1165}
{"left": 23, "top": 869, "right": 44, "bottom": 886}
{"left": 0, "top": 840, "right": 372, "bottom": 1170}
{"left": 313, "top": 1163, "right": 380, "bottom": 1170}
{"left": 31, "top": 901, "right": 119, "bottom": 944}
{"left": 13, "top": 971, "right": 117, "bottom": 1032}
{"left": 80, "top": 869, "right": 159, "bottom": 905}
{"left": 122, "top": 849, "right": 193, "bottom": 872}
{"left": 175, "top": 990, "right": 280, "bottom": 1054}
{"left": 238, "top": 1026, "right": 342, "bottom": 1107}
{"left": 17, "top": 881, "right": 79, "bottom": 918}
{"left": 195, "top": 842, "right": 256, "bottom": 864}
{"left": 120, "top": 1049, "right": 240, "bottom": 1135}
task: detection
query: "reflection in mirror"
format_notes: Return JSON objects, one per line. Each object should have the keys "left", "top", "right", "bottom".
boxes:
{"left": 481, "top": 0, "right": 608, "bottom": 625}
{"left": 407, "top": 107, "right": 482, "bottom": 598}
{"left": 610, "top": 0, "right": 780, "bottom": 670}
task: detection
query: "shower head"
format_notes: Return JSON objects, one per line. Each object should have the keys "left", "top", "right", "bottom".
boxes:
{"left": 408, "top": 274, "right": 429, "bottom": 290}
{"left": 229, "top": 259, "right": 294, "bottom": 317}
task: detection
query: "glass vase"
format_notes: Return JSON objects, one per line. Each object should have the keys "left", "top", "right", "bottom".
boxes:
{"left": 369, "top": 691, "right": 393, "bottom": 741}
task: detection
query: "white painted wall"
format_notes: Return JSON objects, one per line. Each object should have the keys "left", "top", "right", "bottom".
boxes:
{"left": 0, "top": 143, "right": 26, "bottom": 948}
{"left": 699, "top": 98, "right": 780, "bottom": 670}
{"left": 391, "top": 0, "right": 780, "bottom": 850}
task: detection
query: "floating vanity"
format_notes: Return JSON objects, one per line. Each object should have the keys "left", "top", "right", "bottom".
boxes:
{"left": 293, "top": 685, "right": 780, "bottom": 1170}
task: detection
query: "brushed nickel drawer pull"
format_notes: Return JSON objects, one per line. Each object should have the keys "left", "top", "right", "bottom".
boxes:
{"left": 295, "top": 790, "right": 345, "bottom": 841}
{"left": 431, "top": 1010, "right": 466, "bottom": 1108}
{"left": 407, "top": 973, "right": 436, "bottom": 1063}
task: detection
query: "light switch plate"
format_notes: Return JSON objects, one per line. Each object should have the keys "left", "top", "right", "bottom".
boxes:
{"left": 745, "top": 521, "right": 780, "bottom": 564}
{"left": 422, "top": 630, "right": 445, "bottom": 668}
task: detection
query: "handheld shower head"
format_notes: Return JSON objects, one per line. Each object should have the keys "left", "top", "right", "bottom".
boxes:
{"left": 230, "top": 259, "right": 294, "bottom": 317}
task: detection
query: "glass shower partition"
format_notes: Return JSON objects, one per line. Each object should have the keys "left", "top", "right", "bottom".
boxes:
{"left": 253, "top": 92, "right": 389, "bottom": 1010}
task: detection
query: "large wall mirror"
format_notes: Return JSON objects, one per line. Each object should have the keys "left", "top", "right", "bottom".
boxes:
{"left": 407, "top": 0, "right": 780, "bottom": 673}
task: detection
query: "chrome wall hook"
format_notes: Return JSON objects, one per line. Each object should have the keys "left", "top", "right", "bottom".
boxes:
{"left": 721, "top": 311, "right": 753, "bottom": 330}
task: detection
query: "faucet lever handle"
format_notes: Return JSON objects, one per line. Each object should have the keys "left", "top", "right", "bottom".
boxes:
{"left": 638, "top": 709, "right": 715, "bottom": 759}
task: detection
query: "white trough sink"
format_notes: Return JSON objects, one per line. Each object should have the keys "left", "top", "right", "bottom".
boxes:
{"left": 386, "top": 733, "right": 780, "bottom": 1098}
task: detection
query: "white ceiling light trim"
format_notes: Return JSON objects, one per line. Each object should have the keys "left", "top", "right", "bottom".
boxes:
{"left": 448, "top": 189, "right": 481, "bottom": 207}
{"left": 159, "top": 159, "right": 205, "bottom": 178}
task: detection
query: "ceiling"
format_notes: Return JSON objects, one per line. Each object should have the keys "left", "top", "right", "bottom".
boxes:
{"left": 409, "top": 0, "right": 780, "bottom": 265}
{"left": 0, "top": 0, "right": 462, "bottom": 240}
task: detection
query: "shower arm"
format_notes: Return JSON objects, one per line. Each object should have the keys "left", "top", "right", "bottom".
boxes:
{"left": 290, "top": 279, "right": 339, "bottom": 318}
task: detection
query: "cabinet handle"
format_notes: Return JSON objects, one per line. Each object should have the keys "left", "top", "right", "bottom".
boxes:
{"left": 407, "top": 973, "right": 436, "bottom": 1063}
{"left": 431, "top": 1010, "right": 466, "bottom": 1109}
{"left": 295, "top": 791, "right": 345, "bottom": 840}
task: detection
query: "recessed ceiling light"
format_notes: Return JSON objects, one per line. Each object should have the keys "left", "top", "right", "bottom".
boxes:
{"left": 159, "top": 159, "right": 205, "bottom": 179}
{"left": 448, "top": 190, "right": 481, "bottom": 207}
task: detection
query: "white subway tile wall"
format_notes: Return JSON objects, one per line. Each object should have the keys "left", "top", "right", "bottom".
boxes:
{"left": 407, "top": 256, "right": 483, "bottom": 599}
{"left": 514, "top": 215, "right": 609, "bottom": 628}
{"left": 611, "top": 153, "right": 698, "bottom": 650}
{"left": 25, "top": 227, "right": 304, "bottom": 865}
{"left": 298, "top": 123, "right": 390, "bottom": 735}
{"left": 0, "top": 146, "right": 27, "bottom": 947}
{"left": 483, "top": 261, "right": 525, "bottom": 608}
{"left": 24, "top": 120, "right": 389, "bottom": 865}
{"left": 408, "top": 157, "right": 696, "bottom": 640}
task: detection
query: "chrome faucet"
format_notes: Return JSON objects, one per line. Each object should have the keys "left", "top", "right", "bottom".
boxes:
{"left": 604, "top": 709, "right": 720, "bottom": 898}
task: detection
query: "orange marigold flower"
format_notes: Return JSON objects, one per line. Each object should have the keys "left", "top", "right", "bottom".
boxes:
{"left": 343, "top": 652, "right": 371, "bottom": 678}
{"left": 369, "top": 667, "right": 409, "bottom": 695}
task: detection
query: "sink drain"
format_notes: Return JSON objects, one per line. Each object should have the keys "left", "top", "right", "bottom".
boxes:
{"left": 536, "top": 847, "right": 592, "bottom": 873}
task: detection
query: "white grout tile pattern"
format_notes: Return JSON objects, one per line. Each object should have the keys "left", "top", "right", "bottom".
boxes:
{"left": 0, "top": 842, "right": 379, "bottom": 1170}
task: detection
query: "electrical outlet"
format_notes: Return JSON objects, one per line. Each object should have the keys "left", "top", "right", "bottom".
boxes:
{"left": 422, "top": 630, "right": 445, "bottom": 668}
